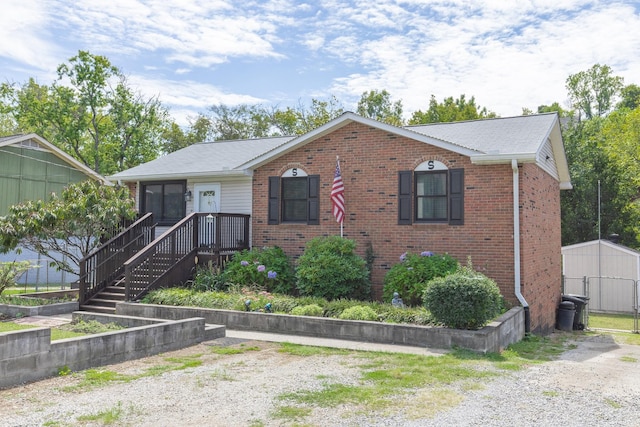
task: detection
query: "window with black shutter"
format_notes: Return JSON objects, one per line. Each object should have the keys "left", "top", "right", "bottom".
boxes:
{"left": 398, "top": 164, "right": 464, "bottom": 226}
{"left": 268, "top": 174, "right": 319, "bottom": 225}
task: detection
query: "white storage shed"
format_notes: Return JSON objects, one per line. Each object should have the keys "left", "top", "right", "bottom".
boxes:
{"left": 562, "top": 239, "right": 640, "bottom": 314}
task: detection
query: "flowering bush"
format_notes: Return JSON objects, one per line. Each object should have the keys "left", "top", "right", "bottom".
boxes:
{"left": 223, "top": 246, "right": 294, "bottom": 294}
{"left": 382, "top": 251, "right": 458, "bottom": 306}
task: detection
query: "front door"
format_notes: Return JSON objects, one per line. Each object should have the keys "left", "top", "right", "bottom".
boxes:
{"left": 193, "top": 184, "right": 221, "bottom": 248}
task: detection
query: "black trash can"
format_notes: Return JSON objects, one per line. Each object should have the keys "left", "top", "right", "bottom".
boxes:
{"left": 562, "top": 294, "right": 589, "bottom": 330}
{"left": 557, "top": 300, "right": 575, "bottom": 331}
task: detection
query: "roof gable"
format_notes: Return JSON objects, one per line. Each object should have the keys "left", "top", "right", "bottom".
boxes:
{"left": 0, "top": 134, "right": 107, "bottom": 183}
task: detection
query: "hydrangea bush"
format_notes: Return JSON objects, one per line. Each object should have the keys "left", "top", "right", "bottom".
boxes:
{"left": 222, "top": 246, "right": 295, "bottom": 294}
{"left": 382, "top": 251, "right": 458, "bottom": 306}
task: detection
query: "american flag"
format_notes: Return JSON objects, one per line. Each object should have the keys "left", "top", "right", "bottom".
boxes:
{"left": 331, "top": 158, "right": 345, "bottom": 224}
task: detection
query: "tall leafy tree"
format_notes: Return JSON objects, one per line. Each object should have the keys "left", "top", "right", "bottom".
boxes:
{"left": 161, "top": 115, "right": 213, "bottom": 153}
{"left": 207, "top": 104, "right": 271, "bottom": 140}
{"left": 356, "top": 89, "right": 404, "bottom": 126}
{"left": 617, "top": 84, "right": 640, "bottom": 110}
{"left": 0, "top": 51, "right": 170, "bottom": 175}
{"left": 270, "top": 96, "right": 344, "bottom": 135}
{"left": 409, "top": 94, "right": 496, "bottom": 124}
{"left": 0, "top": 181, "right": 137, "bottom": 274}
{"left": 565, "top": 64, "right": 624, "bottom": 121}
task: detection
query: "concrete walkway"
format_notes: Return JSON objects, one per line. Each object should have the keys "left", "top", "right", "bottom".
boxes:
{"left": 12, "top": 312, "right": 448, "bottom": 356}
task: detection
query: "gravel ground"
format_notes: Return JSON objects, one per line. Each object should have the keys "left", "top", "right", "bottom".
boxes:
{"left": 1, "top": 333, "right": 639, "bottom": 427}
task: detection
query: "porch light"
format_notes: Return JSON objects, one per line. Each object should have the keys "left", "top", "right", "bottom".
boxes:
{"left": 184, "top": 190, "right": 192, "bottom": 202}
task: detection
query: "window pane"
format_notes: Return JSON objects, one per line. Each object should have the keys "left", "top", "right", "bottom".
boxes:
{"left": 416, "top": 172, "right": 446, "bottom": 196}
{"left": 144, "top": 184, "right": 162, "bottom": 219}
{"left": 417, "top": 196, "right": 447, "bottom": 220}
{"left": 282, "top": 178, "right": 307, "bottom": 199}
{"left": 282, "top": 178, "right": 307, "bottom": 222}
{"left": 163, "top": 183, "right": 183, "bottom": 221}
{"left": 283, "top": 200, "right": 307, "bottom": 221}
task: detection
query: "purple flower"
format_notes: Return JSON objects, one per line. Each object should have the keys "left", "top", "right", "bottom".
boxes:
{"left": 240, "top": 260, "right": 249, "bottom": 266}
{"left": 267, "top": 271, "right": 277, "bottom": 279}
{"left": 421, "top": 251, "right": 434, "bottom": 257}
{"left": 399, "top": 252, "right": 407, "bottom": 262}
{"left": 257, "top": 265, "right": 266, "bottom": 272}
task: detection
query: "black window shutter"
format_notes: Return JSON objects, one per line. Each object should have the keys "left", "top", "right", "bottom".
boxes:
{"left": 307, "top": 175, "right": 320, "bottom": 225}
{"left": 268, "top": 176, "right": 280, "bottom": 225}
{"left": 398, "top": 171, "right": 412, "bottom": 225}
{"left": 449, "top": 168, "right": 464, "bottom": 225}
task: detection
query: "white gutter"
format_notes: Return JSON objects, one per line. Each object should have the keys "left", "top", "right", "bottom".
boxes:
{"left": 512, "top": 159, "right": 529, "bottom": 315}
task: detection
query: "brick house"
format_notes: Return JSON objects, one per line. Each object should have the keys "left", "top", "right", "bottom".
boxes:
{"left": 110, "top": 112, "right": 571, "bottom": 334}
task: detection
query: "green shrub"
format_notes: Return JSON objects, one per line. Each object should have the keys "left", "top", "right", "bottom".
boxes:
{"left": 0, "top": 261, "right": 35, "bottom": 295}
{"left": 295, "top": 236, "right": 370, "bottom": 300}
{"left": 378, "top": 306, "right": 434, "bottom": 326}
{"left": 291, "top": 304, "right": 324, "bottom": 317}
{"left": 338, "top": 305, "right": 378, "bottom": 321}
{"left": 383, "top": 251, "right": 458, "bottom": 306}
{"left": 190, "top": 261, "right": 228, "bottom": 292}
{"left": 423, "top": 266, "right": 503, "bottom": 330}
{"left": 223, "top": 247, "right": 295, "bottom": 294}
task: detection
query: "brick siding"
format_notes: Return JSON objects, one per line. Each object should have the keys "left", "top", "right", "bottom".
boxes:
{"left": 252, "top": 121, "right": 562, "bottom": 333}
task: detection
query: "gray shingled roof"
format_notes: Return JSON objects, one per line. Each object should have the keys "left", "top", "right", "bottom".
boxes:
{"left": 406, "top": 113, "right": 557, "bottom": 155}
{"left": 110, "top": 112, "right": 565, "bottom": 183}
{"left": 110, "top": 135, "right": 294, "bottom": 180}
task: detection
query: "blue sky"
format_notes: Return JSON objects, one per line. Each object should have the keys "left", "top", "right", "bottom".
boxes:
{"left": 2, "top": 0, "right": 640, "bottom": 126}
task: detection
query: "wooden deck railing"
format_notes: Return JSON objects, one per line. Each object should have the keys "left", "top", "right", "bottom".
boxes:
{"left": 123, "top": 212, "right": 250, "bottom": 301}
{"left": 78, "top": 213, "right": 155, "bottom": 304}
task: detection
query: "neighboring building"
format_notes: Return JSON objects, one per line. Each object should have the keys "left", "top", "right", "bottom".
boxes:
{"left": 111, "top": 112, "right": 571, "bottom": 333}
{"left": 0, "top": 134, "right": 106, "bottom": 285}
{"left": 562, "top": 239, "right": 640, "bottom": 314}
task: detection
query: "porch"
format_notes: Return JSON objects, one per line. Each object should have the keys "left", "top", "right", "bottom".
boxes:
{"left": 78, "top": 212, "right": 250, "bottom": 312}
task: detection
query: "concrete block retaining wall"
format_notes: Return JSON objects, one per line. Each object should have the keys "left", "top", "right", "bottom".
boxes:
{"left": 0, "top": 301, "right": 79, "bottom": 317}
{"left": 0, "top": 313, "right": 221, "bottom": 389}
{"left": 118, "top": 303, "right": 525, "bottom": 354}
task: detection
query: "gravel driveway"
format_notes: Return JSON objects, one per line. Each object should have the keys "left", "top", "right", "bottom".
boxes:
{"left": 1, "top": 332, "right": 639, "bottom": 427}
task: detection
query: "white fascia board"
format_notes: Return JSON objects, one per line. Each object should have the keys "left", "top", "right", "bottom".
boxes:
{"left": 108, "top": 169, "right": 252, "bottom": 182}
{"left": 470, "top": 153, "right": 538, "bottom": 164}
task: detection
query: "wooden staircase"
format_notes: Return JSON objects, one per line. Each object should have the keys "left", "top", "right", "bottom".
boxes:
{"left": 80, "top": 279, "right": 126, "bottom": 314}
{"left": 78, "top": 212, "right": 251, "bottom": 312}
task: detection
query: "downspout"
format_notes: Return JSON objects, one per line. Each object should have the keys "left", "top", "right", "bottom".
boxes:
{"left": 512, "top": 159, "right": 531, "bottom": 333}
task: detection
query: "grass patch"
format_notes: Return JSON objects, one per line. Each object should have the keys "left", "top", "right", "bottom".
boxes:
{"left": 589, "top": 313, "right": 636, "bottom": 331}
{"left": 63, "top": 354, "right": 205, "bottom": 392}
{"left": 76, "top": 402, "right": 125, "bottom": 424}
{"left": 276, "top": 335, "right": 578, "bottom": 421}
{"left": 210, "top": 344, "right": 261, "bottom": 355}
{"left": 620, "top": 355, "right": 638, "bottom": 363}
{"left": 271, "top": 405, "right": 313, "bottom": 420}
{"left": 604, "top": 398, "right": 622, "bottom": 409}
{"left": 0, "top": 321, "right": 34, "bottom": 333}
{"left": 277, "top": 342, "right": 351, "bottom": 357}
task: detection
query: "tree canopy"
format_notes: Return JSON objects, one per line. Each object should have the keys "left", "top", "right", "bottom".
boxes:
{"left": 409, "top": 94, "right": 497, "bottom": 124}
{"left": 0, "top": 181, "right": 137, "bottom": 274}
{"left": 0, "top": 51, "right": 170, "bottom": 175}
